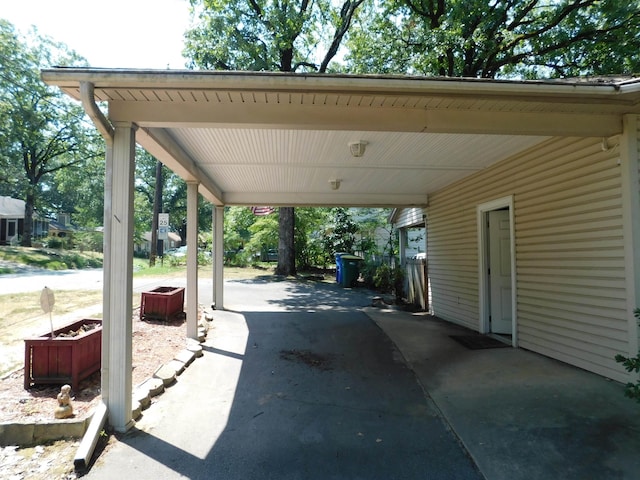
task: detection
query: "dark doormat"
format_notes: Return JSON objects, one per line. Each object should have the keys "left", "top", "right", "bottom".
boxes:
{"left": 449, "top": 335, "right": 511, "bottom": 350}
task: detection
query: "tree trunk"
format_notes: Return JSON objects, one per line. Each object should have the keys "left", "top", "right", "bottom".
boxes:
{"left": 275, "top": 207, "right": 296, "bottom": 276}
{"left": 149, "top": 161, "right": 163, "bottom": 266}
{"left": 21, "top": 187, "right": 35, "bottom": 247}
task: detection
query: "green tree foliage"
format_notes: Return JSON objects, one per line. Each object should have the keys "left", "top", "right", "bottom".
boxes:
{"left": 133, "top": 148, "right": 213, "bottom": 255}
{"left": 323, "top": 207, "right": 359, "bottom": 255}
{"left": 295, "top": 207, "right": 331, "bottom": 269}
{"left": 185, "top": 0, "right": 365, "bottom": 72}
{"left": 185, "top": 0, "right": 365, "bottom": 276}
{"left": 0, "top": 20, "right": 99, "bottom": 246}
{"left": 45, "top": 154, "right": 105, "bottom": 228}
{"left": 223, "top": 206, "right": 331, "bottom": 269}
{"left": 615, "top": 308, "right": 640, "bottom": 403}
{"left": 345, "top": 0, "right": 640, "bottom": 78}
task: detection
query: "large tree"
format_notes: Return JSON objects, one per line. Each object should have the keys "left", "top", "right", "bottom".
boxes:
{"left": 185, "top": 0, "right": 365, "bottom": 276}
{"left": 0, "top": 20, "right": 98, "bottom": 246}
{"left": 345, "top": 0, "right": 640, "bottom": 78}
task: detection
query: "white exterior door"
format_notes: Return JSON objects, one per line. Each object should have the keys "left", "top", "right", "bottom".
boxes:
{"left": 489, "top": 210, "right": 512, "bottom": 334}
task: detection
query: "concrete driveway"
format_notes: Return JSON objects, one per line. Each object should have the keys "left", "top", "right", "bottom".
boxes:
{"left": 85, "top": 279, "right": 482, "bottom": 480}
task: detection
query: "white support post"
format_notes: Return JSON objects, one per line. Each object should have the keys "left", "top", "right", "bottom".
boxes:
{"left": 398, "top": 228, "right": 408, "bottom": 268}
{"left": 100, "top": 141, "right": 112, "bottom": 406}
{"left": 105, "top": 122, "right": 136, "bottom": 432}
{"left": 211, "top": 208, "right": 215, "bottom": 309}
{"left": 621, "top": 115, "right": 640, "bottom": 360}
{"left": 186, "top": 181, "right": 199, "bottom": 340}
{"left": 213, "top": 206, "right": 224, "bottom": 309}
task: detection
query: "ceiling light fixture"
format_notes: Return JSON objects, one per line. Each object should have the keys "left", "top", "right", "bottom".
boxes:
{"left": 349, "top": 141, "right": 368, "bottom": 157}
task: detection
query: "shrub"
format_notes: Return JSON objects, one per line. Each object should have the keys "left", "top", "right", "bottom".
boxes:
{"left": 46, "top": 236, "right": 64, "bottom": 249}
{"left": 360, "top": 260, "right": 404, "bottom": 301}
{"left": 615, "top": 308, "right": 640, "bottom": 403}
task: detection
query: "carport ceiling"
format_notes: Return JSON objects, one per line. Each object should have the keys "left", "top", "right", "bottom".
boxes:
{"left": 41, "top": 69, "right": 640, "bottom": 207}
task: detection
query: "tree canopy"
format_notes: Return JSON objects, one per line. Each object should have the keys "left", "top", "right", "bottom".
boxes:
{"left": 344, "top": 0, "right": 640, "bottom": 78}
{"left": 0, "top": 20, "right": 100, "bottom": 246}
{"left": 185, "top": 0, "right": 365, "bottom": 73}
{"left": 185, "top": 0, "right": 366, "bottom": 275}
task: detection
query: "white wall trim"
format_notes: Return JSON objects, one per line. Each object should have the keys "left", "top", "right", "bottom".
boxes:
{"left": 477, "top": 195, "right": 517, "bottom": 346}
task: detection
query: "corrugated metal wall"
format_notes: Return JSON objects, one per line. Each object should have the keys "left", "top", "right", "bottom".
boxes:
{"left": 427, "top": 136, "right": 629, "bottom": 381}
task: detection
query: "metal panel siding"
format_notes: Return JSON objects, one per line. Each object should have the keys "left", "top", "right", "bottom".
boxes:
{"left": 427, "top": 136, "right": 629, "bottom": 381}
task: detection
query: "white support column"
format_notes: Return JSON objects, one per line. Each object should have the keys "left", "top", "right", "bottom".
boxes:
{"left": 398, "top": 228, "right": 408, "bottom": 268}
{"left": 100, "top": 141, "right": 113, "bottom": 406}
{"left": 186, "top": 181, "right": 199, "bottom": 340}
{"left": 213, "top": 206, "right": 224, "bottom": 309}
{"left": 621, "top": 115, "right": 640, "bottom": 360}
{"left": 211, "top": 208, "right": 215, "bottom": 309}
{"left": 105, "top": 122, "right": 136, "bottom": 432}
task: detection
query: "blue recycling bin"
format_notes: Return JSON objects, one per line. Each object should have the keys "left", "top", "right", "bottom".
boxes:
{"left": 340, "top": 254, "right": 363, "bottom": 287}
{"left": 335, "top": 252, "right": 349, "bottom": 284}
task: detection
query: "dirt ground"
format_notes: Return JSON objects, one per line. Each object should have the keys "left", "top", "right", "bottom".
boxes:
{"left": 0, "top": 307, "right": 192, "bottom": 479}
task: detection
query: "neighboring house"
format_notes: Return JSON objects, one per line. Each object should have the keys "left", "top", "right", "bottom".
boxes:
{"left": 0, "top": 196, "right": 48, "bottom": 245}
{"left": 135, "top": 231, "right": 182, "bottom": 257}
{"left": 48, "top": 213, "right": 76, "bottom": 239}
{"left": 0, "top": 196, "right": 24, "bottom": 245}
{"left": 391, "top": 208, "right": 429, "bottom": 310}
{"left": 390, "top": 208, "right": 427, "bottom": 258}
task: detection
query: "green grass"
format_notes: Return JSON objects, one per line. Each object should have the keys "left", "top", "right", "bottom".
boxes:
{"left": 0, "top": 246, "right": 102, "bottom": 270}
{"left": 0, "top": 246, "right": 279, "bottom": 280}
{"left": 0, "top": 290, "right": 104, "bottom": 325}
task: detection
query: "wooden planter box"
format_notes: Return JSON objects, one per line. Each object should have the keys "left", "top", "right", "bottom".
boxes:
{"left": 140, "top": 286, "right": 185, "bottom": 321}
{"left": 24, "top": 319, "right": 102, "bottom": 390}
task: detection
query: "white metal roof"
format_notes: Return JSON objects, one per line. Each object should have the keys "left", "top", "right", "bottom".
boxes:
{"left": 41, "top": 69, "right": 640, "bottom": 208}
{"left": 0, "top": 196, "right": 25, "bottom": 219}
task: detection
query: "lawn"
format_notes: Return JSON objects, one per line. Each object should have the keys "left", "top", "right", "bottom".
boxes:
{"left": 0, "top": 246, "right": 102, "bottom": 271}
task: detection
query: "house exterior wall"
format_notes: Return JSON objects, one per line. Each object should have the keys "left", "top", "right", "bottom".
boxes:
{"left": 637, "top": 118, "right": 640, "bottom": 353}
{"left": 391, "top": 207, "right": 427, "bottom": 257}
{"left": 393, "top": 208, "right": 426, "bottom": 229}
{"left": 427, "top": 135, "right": 631, "bottom": 382}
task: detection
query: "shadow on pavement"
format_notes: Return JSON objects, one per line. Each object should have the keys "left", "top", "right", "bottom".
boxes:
{"left": 94, "top": 307, "right": 481, "bottom": 480}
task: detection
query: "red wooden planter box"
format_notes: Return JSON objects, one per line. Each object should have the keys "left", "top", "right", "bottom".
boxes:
{"left": 140, "top": 286, "right": 185, "bottom": 321}
{"left": 24, "top": 319, "right": 102, "bottom": 391}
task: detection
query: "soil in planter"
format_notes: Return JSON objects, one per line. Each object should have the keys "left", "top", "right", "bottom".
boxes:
{"left": 57, "top": 323, "right": 98, "bottom": 338}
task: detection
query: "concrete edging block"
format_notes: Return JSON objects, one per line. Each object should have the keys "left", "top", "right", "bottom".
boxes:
{"left": 153, "top": 364, "right": 177, "bottom": 386}
{"left": 175, "top": 349, "right": 196, "bottom": 367}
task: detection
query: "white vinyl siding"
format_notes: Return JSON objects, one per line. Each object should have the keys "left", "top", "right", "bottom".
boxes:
{"left": 427, "top": 136, "right": 629, "bottom": 382}
{"left": 393, "top": 208, "right": 426, "bottom": 229}
{"left": 636, "top": 117, "right": 640, "bottom": 352}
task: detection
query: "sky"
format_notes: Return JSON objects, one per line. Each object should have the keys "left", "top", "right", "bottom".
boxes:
{"left": 1, "top": 0, "right": 193, "bottom": 69}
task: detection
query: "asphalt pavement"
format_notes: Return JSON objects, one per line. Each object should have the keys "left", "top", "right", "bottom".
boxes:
{"left": 85, "top": 279, "right": 482, "bottom": 480}
{"left": 5, "top": 269, "right": 639, "bottom": 479}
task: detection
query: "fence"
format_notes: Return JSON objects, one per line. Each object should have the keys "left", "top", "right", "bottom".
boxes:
{"left": 404, "top": 255, "right": 429, "bottom": 311}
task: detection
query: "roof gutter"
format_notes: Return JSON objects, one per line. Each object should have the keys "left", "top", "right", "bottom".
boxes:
{"left": 78, "top": 80, "right": 113, "bottom": 450}
{"left": 44, "top": 68, "right": 629, "bottom": 103}
{"left": 79, "top": 81, "right": 114, "bottom": 142}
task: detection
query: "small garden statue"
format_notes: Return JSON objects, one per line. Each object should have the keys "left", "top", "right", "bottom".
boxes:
{"left": 54, "top": 384, "right": 74, "bottom": 419}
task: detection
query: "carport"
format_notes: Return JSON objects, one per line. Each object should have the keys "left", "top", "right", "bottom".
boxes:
{"left": 41, "top": 69, "right": 640, "bottom": 433}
